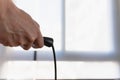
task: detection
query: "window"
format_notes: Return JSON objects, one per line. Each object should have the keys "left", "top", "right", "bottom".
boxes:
{"left": 65, "top": 0, "right": 114, "bottom": 53}
{"left": 0, "top": 0, "right": 119, "bottom": 79}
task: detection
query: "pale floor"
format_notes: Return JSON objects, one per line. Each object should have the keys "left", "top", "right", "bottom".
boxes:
{"left": 0, "top": 61, "right": 119, "bottom": 79}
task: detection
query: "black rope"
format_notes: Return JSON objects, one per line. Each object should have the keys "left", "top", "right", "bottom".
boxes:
{"left": 33, "top": 45, "right": 57, "bottom": 80}
{"left": 52, "top": 45, "right": 57, "bottom": 80}
{"left": 34, "top": 37, "right": 57, "bottom": 80}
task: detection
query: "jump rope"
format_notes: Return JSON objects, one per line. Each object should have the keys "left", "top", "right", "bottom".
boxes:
{"left": 34, "top": 37, "right": 57, "bottom": 80}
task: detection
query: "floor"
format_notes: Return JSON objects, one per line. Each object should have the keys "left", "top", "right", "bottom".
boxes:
{"left": 0, "top": 79, "right": 120, "bottom": 80}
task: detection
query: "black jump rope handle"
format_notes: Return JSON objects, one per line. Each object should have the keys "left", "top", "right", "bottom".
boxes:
{"left": 34, "top": 37, "right": 57, "bottom": 80}
{"left": 34, "top": 37, "right": 54, "bottom": 60}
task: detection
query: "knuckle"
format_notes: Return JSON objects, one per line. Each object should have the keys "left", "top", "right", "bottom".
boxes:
{"left": 30, "top": 38, "right": 35, "bottom": 42}
{"left": 25, "top": 34, "right": 36, "bottom": 42}
{"left": 33, "top": 43, "right": 44, "bottom": 48}
{"left": 21, "top": 42, "right": 32, "bottom": 50}
{"left": 2, "top": 41, "right": 9, "bottom": 46}
{"left": 28, "top": 36, "right": 36, "bottom": 42}
{"left": 38, "top": 43, "right": 44, "bottom": 48}
{"left": 23, "top": 47, "right": 30, "bottom": 50}
{"left": 8, "top": 41, "right": 14, "bottom": 47}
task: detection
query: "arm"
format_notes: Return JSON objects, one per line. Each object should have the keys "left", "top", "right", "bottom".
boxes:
{"left": 0, "top": 0, "right": 44, "bottom": 50}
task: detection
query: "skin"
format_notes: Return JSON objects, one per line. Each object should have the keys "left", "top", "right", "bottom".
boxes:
{"left": 0, "top": 0, "right": 44, "bottom": 50}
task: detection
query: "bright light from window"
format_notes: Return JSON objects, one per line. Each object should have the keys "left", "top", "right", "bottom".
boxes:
{"left": 65, "top": 0, "right": 114, "bottom": 53}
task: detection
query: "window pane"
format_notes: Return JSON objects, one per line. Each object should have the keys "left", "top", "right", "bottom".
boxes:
{"left": 65, "top": 0, "right": 114, "bottom": 52}
{"left": 13, "top": 0, "right": 62, "bottom": 51}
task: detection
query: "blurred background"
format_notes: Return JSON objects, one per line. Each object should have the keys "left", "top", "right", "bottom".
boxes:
{"left": 0, "top": 0, "right": 120, "bottom": 79}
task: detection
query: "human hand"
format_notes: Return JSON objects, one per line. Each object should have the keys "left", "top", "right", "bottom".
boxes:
{"left": 0, "top": 0, "right": 44, "bottom": 50}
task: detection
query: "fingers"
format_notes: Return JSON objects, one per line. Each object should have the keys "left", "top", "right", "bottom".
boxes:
{"left": 7, "top": 33, "right": 20, "bottom": 47}
{"left": 0, "top": 33, "right": 44, "bottom": 50}
{"left": 32, "top": 22, "right": 44, "bottom": 48}
{"left": 0, "top": 38, "right": 20, "bottom": 47}
{"left": 21, "top": 42, "right": 33, "bottom": 50}
{"left": 20, "top": 35, "right": 44, "bottom": 50}
{"left": 20, "top": 35, "right": 34, "bottom": 50}
{"left": 0, "top": 33, "right": 33, "bottom": 50}
{"left": 32, "top": 34, "right": 44, "bottom": 48}
{"left": 0, "top": 33, "right": 20, "bottom": 47}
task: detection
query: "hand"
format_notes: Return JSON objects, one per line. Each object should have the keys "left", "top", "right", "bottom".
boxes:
{"left": 0, "top": 1, "right": 44, "bottom": 50}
